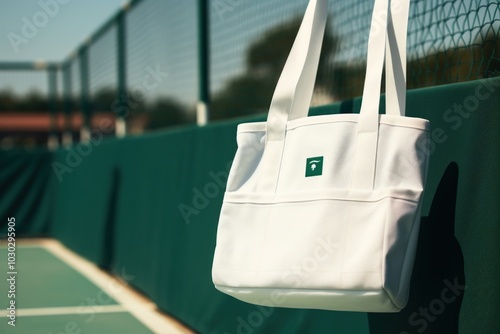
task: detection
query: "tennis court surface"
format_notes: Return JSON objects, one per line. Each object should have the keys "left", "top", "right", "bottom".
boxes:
{"left": 0, "top": 239, "right": 193, "bottom": 334}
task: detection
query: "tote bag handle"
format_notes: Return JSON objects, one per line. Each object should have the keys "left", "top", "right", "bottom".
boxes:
{"left": 352, "top": 0, "right": 410, "bottom": 189}
{"left": 265, "top": 0, "right": 328, "bottom": 142}
{"left": 259, "top": 0, "right": 410, "bottom": 192}
{"left": 266, "top": 0, "right": 410, "bottom": 136}
{"left": 386, "top": 0, "right": 410, "bottom": 117}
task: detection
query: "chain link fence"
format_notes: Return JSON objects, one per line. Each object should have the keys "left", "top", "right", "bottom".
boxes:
{"left": 1, "top": 0, "right": 499, "bottom": 147}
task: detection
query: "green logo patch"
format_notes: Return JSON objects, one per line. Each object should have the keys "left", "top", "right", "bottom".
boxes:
{"left": 306, "top": 156, "right": 323, "bottom": 177}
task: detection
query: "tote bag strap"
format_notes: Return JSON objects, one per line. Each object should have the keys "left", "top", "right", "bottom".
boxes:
{"left": 386, "top": 0, "right": 410, "bottom": 116}
{"left": 352, "top": 0, "right": 410, "bottom": 189}
{"left": 257, "top": 0, "right": 328, "bottom": 192}
{"left": 265, "top": 0, "right": 328, "bottom": 142}
{"left": 266, "top": 0, "right": 410, "bottom": 136}
{"left": 260, "top": 0, "right": 410, "bottom": 192}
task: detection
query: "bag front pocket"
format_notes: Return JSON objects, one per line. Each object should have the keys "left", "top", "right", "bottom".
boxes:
{"left": 213, "top": 189, "right": 420, "bottom": 293}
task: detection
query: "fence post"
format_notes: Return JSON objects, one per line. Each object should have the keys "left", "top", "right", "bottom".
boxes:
{"left": 47, "top": 66, "right": 59, "bottom": 149}
{"left": 116, "top": 9, "right": 127, "bottom": 137}
{"left": 79, "top": 44, "right": 91, "bottom": 142}
{"left": 197, "top": 0, "right": 210, "bottom": 126}
{"left": 62, "top": 62, "right": 73, "bottom": 146}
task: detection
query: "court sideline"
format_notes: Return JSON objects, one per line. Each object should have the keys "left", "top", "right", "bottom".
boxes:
{"left": 0, "top": 239, "right": 194, "bottom": 334}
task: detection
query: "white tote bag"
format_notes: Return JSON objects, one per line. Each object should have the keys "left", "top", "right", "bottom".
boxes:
{"left": 212, "top": 0, "right": 430, "bottom": 312}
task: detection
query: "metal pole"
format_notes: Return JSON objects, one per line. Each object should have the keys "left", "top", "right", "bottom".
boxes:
{"left": 47, "top": 67, "right": 59, "bottom": 149}
{"left": 197, "top": 0, "right": 210, "bottom": 126}
{"left": 116, "top": 10, "right": 127, "bottom": 137}
{"left": 62, "top": 63, "right": 73, "bottom": 146}
{"left": 79, "top": 45, "right": 91, "bottom": 142}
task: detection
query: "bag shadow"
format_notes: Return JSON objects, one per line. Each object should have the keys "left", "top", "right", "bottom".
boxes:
{"left": 368, "top": 162, "right": 465, "bottom": 333}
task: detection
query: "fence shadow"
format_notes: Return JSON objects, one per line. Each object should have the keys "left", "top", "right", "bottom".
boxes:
{"left": 368, "top": 162, "right": 465, "bottom": 333}
{"left": 101, "top": 166, "right": 121, "bottom": 270}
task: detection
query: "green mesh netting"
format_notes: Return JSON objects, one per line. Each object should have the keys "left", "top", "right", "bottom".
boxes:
{"left": 1, "top": 0, "right": 498, "bottom": 124}
{"left": 209, "top": 0, "right": 500, "bottom": 119}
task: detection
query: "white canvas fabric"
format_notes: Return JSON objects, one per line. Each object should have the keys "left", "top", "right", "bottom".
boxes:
{"left": 212, "top": 0, "right": 430, "bottom": 312}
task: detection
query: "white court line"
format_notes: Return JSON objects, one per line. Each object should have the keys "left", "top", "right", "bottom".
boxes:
{"left": 0, "top": 305, "right": 126, "bottom": 317}
{"left": 11, "top": 239, "right": 193, "bottom": 334}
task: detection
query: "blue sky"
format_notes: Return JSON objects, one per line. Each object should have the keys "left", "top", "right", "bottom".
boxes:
{"left": 0, "top": 0, "right": 124, "bottom": 62}
{"left": 0, "top": 0, "right": 300, "bottom": 103}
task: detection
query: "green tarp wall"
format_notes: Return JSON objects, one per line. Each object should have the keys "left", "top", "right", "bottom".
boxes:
{"left": 1, "top": 78, "right": 499, "bottom": 333}
{"left": 0, "top": 149, "right": 54, "bottom": 236}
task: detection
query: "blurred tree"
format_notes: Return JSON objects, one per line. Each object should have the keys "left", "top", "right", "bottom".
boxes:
{"left": 474, "top": 27, "right": 500, "bottom": 78}
{"left": 81, "top": 87, "right": 194, "bottom": 132}
{"left": 331, "top": 27, "right": 500, "bottom": 102}
{"left": 407, "top": 27, "right": 500, "bottom": 90}
{"left": 211, "top": 15, "right": 339, "bottom": 120}
{"left": 0, "top": 89, "right": 16, "bottom": 112}
{"left": 146, "top": 97, "right": 193, "bottom": 130}
{"left": 19, "top": 90, "right": 49, "bottom": 112}
{"left": 92, "top": 87, "right": 117, "bottom": 112}
{"left": 0, "top": 89, "right": 55, "bottom": 112}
